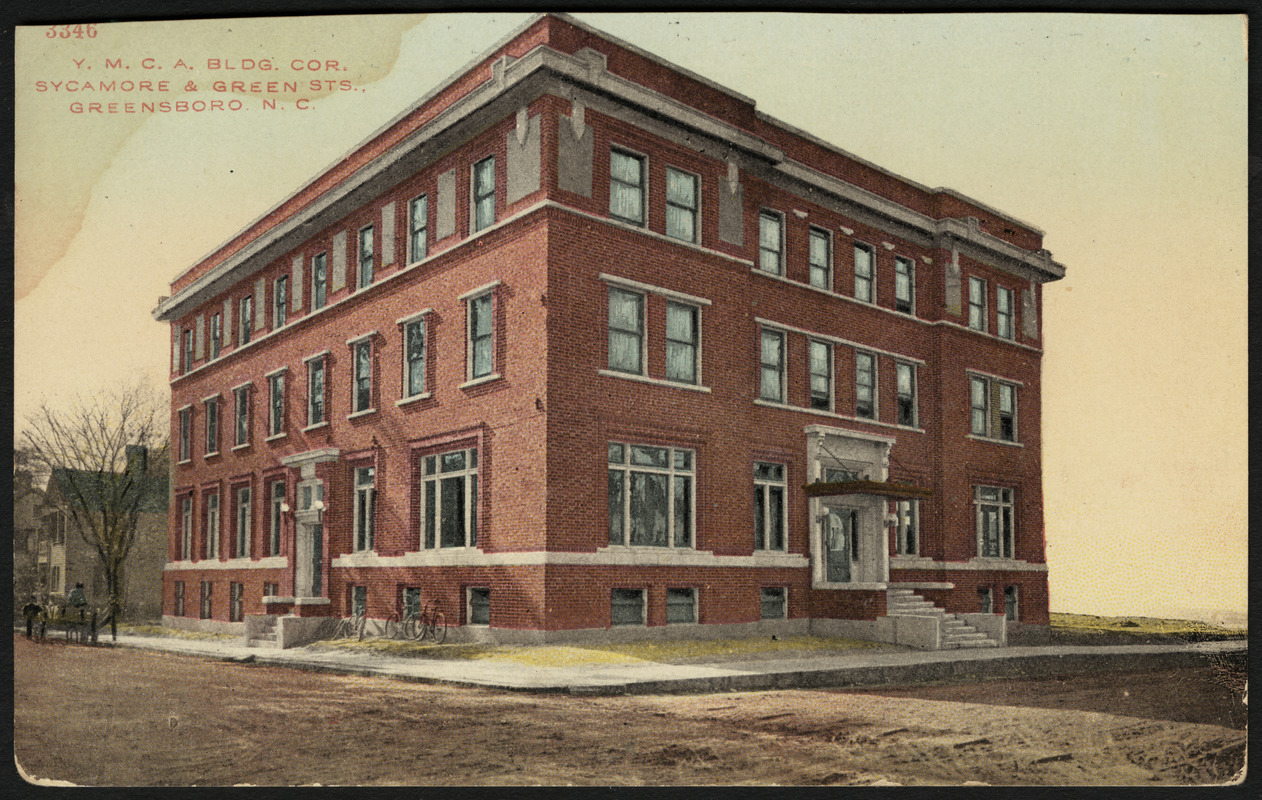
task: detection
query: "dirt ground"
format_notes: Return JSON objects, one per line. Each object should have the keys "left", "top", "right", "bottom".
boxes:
{"left": 13, "top": 635, "right": 1245, "bottom": 786}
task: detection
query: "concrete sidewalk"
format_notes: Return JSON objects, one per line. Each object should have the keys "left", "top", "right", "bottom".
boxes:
{"left": 85, "top": 631, "right": 1246, "bottom": 695}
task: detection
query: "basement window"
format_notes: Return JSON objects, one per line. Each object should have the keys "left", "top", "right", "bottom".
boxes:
{"left": 611, "top": 588, "right": 645, "bottom": 626}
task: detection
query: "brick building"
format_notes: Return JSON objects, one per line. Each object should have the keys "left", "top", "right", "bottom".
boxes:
{"left": 155, "top": 14, "right": 1065, "bottom": 648}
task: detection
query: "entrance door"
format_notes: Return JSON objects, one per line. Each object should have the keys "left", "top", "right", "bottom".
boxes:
{"left": 824, "top": 507, "right": 858, "bottom": 583}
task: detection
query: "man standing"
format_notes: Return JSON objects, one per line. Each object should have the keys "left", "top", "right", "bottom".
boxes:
{"left": 22, "top": 595, "right": 42, "bottom": 639}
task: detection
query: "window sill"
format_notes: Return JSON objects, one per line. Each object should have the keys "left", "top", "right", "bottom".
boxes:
{"left": 460, "top": 372, "right": 502, "bottom": 390}
{"left": 302, "top": 421, "right": 329, "bottom": 433}
{"left": 347, "top": 408, "right": 378, "bottom": 420}
{"left": 966, "top": 434, "right": 1023, "bottom": 448}
{"left": 598, "top": 370, "right": 711, "bottom": 394}
{"left": 231, "top": 443, "right": 251, "bottom": 452}
{"left": 396, "top": 392, "right": 432, "bottom": 407}
{"left": 204, "top": 451, "right": 220, "bottom": 460}
{"left": 264, "top": 432, "right": 287, "bottom": 443}
{"left": 177, "top": 459, "right": 192, "bottom": 466}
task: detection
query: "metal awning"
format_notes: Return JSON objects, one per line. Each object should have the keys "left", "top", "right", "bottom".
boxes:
{"left": 803, "top": 480, "right": 933, "bottom": 500}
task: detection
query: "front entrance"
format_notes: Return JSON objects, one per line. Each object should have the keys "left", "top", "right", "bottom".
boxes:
{"left": 294, "top": 521, "right": 323, "bottom": 597}
{"left": 824, "top": 506, "right": 858, "bottom": 583}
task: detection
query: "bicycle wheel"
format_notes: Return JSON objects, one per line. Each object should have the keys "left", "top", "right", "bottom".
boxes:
{"left": 402, "top": 616, "right": 421, "bottom": 641}
{"left": 382, "top": 614, "right": 399, "bottom": 640}
{"left": 430, "top": 611, "right": 447, "bottom": 644}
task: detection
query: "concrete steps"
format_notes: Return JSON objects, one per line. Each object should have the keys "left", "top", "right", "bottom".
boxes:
{"left": 244, "top": 615, "right": 280, "bottom": 649}
{"left": 886, "top": 588, "right": 999, "bottom": 650}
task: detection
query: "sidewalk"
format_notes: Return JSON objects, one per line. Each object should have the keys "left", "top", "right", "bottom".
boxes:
{"left": 89, "top": 631, "right": 1246, "bottom": 695}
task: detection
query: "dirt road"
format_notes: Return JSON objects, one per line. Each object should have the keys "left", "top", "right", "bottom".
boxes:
{"left": 13, "top": 635, "right": 1244, "bottom": 786}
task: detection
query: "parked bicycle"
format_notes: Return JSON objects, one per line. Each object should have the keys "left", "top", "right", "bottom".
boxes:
{"left": 333, "top": 611, "right": 367, "bottom": 641}
{"left": 383, "top": 602, "right": 447, "bottom": 644}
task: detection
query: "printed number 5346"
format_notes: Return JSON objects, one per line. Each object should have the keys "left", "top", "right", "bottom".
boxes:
{"left": 46, "top": 24, "right": 98, "bottom": 39}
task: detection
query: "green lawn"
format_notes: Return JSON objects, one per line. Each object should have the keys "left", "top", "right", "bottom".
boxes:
{"left": 1050, "top": 612, "right": 1246, "bottom": 639}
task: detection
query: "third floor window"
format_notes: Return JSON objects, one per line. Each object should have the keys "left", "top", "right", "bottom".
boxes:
{"left": 610, "top": 149, "right": 645, "bottom": 225}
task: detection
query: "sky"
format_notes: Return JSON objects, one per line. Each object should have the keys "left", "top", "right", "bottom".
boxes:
{"left": 14, "top": 13, "right": 1248, "bottom": 624}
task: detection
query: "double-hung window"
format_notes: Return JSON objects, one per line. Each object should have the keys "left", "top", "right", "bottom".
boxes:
{"left": 178, "top": 407, "right": 191, "bottom": 462}
{"left": 357, "top": 226, "right": 374, "bottom": 289}
{"left": 352, "top": 340, "right": 372, "bottom": 413}
{"left": 268, "top": 372, "right": 285, "bottom": 437}
{"left": 758, "top": 211, "right": 783, "bottom": 275}
{"left": 809, "top": 341, "right": 832, "bottom": 411}
{"left": 666, "top": 588, "right": 697, "bottom": 624}
{"left": 182, "top": 329, "right": 193, "bottom": 374}
{"left": 204, "top": 492, "right": 220, "bottom": 560}
{"left": 307, "top": 356, "right": 326, "bottom": 427}
{"left": 234, "top": 485, "right": 251, "bottom": 559}
{"left": 229, "top": 582, "right": 244, "bottom": 622}
{"left": 268, "top": 480, "right": 284, "bottom": 557}
{"left": 240, "top": 295, "right": 253, "bottom": 345}
{"left": 233, "top": 385, "right": 251, "bottom": 447}
{"left": 855, "top": 352, "right": 876, "bottom": 419}
{"left": 180, "top": 496, "right": 193, "bottom": 560}
{"left": 754, "top": 462, "right": 786, "bottom": 551}
{"left": 665, "top": 167, "right": 697, "bottom": 242}
{"left": 353, "top": 466, "right": 375, "bottom": 552}
{"left": 761, "top": 587, "right": 787, "bottom": 620}
{"left": 609, "top": 149, "right": 645, "bottom": 225}
{"left": 209, "top": 313, "right": 221, "bottom": 359}
{"left": 468, "top": 588, "right": 491, "bottom": 625}
{"left": 854, "top": 243, "right": 875, "bottom": 303}
{"left": 809, "top": 227, "right": 831, "bottom": 290}
{"left": 174, "top": 581, "right": 185, "bottom": 616}
{"left": 896, "top": 362, "right": 917, "bottom": 427}
{"left": 472, "top": 156, "right": 496, "bottom": 232}
{"left": 403, "top": 318, "right": 427, "bottom": 398}
{"left": 665, "top": 302, "right": 699, "bottom": 384}
{"left": 759, "top": 329, "right": 785, "bottom": 402}
{"left": 968, "top": 277, "right": 987, "bottom": 331}
{"left": 996, "top": 287, "right": 1014, "bottom": 339}
{"left": 894, "top": 499, "right": 919, "bottom": 556}
{"left": 975, "top": 486, "right": 1014, "bottom": 559}
{"left": 895, "top": 256, "right": 915, "bottom": 314}
{"left": 204, "top": 397, "right": 219, "bottom": 455}
{"left": 312, "top": 253, "right": 327, "bottom": 311}
{"left": 200, "top": 582, "right": 212, "bottom": 619}
{"left": 466, "top": 292, "right": 494, "bottom": 380}
{"left": 970, "top": 374, "right": 1018, "bottom": 442}
{"left": 421, "top": 448, "right": 478, "bottom": 548}
{"left": 607, "top": 288, "right": 644, "bottom": 375}
{"left": 274, "top": 276, "right": 288, "bottom": 328}
{"left": 607, "top": 442, "right": 693, "bottom": 548}
{"left": 409, "top": 195, "right": 428, "bottom": 263}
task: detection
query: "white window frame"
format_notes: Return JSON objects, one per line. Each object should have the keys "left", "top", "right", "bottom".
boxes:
{"left": 894, "top": 498, "right": 919, "bottom": 556}
{"left": 408, "top": 194, "right": 428, "bottom": 264}
{"left": 1004, "top": 585, "right": 1020, "bottom": 621}
{"left": 974, "top": 485, "right": 1015, "bottom": 559}
{"left": 759, "top": 327, "right": 786, "bottom": 403}
{"left": 609, "top": 147, "right": 646, "bottom": 226}
{"left": 268, "top": 479, "right": 285, "bottom": 557}
{"left": 896, "top": 362, "right": 918, "bottom": 428}
{"left": 232, "top": 384, "right": 251, "bottom": 449}
{"left": 203, "top": 396, "right": 220, "bottom": 456}
{"left": 760, "top": 586, "right": 788, "bottom": 620}
{"left": 204, "top": 491, "right": 220, "bottom": 560}
{"left": 996, "top": 286, "right": 1014, "bottom": 339}
{"left": 969, "top": 373, "right": 1018, "bottom": 442}
{"left": 397, "top": 311, "right": 431, "bottom": 402}
{"left": 465, "top": 291, "right": 495, "bottom": 382}
{"left": 809, "top": 227, "right": 832, "bottom": 290}
{"left": 968, "top": 276, "right": 987, "bottom": 331}
{"left": 610, "top": 587, "right": 646, "bottom": 627}
{"left": 353, "top": 465, "right": 376, "bottom": 552}
{"left": 808, "top": 340, "right": 833, "bottom": 412}
{"left": 664, "top": 301, "right": 700, "bottom": 385}
{"left": 209, "top": 313, "right": 221, "bottom": 359}
{"left": 239, "top": 295, "right": 253, "bottom": 345}
{"left": 665, "top": 587, "right": 698, "bottom": 625}
{"left": 467, "top": 586, "right": 491, "bottom": 626}
{"left": 312, "top": 252, "right": 328, "bottom": 310}
{"left": 607, "top": 442, "right": 695, "bottom": 549}
{"left": 234, "top": 485, "right": 251, "bottom": 560}
{"left": 177, "top": 406, "right": 192, "bottom": 463}
{"left": 854, "top": 242, "right": 875, "bottom": 303}
{"left": 348, "top": 335, "right": 375, "bottom": 415}
{"left": 754, "top": 461, "right": 787, "bottom": 552}
{"left": 855, "top": 351, "right": 877, "bottom": 420}
{"left": 274, "top": 275, "right": 288, "bottom": 329}
{"left": 894, "top": 256, "right": 915, "bottom": 315}
{"left": 421, "top": 448, "right": 479, "bottom": 549}
{"left": 180, "top": 495, "right": 193, "bottom": 560}
{"left": 472, "top": 155, "right": 496, "bottom": 232}
{"left": 357, "top": 225, "right": 374, "bottom": 289}
{"left": 305, "top": 352, "right": 328, "bottom": 428}
{"left": 267, "top": 371, "right": 286, "bottom": 438}
{"left": 607, "top": 286, "right": 645, "bottom": 376}
{"left": 664, "top": 166, "right": 698, "bottom": 243}
{"left": 181, "top": 329, "right": 193, "bottom": 374}
{"left": 758, "top": 210, "right": 784, "bottom": 275}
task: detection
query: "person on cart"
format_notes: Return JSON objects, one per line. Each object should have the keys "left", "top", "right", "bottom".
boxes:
{"left": 67, "top": 583, "right": 88, "bottom": 620}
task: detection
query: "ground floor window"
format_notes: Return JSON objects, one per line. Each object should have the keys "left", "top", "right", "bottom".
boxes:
{"left": 761, "top": 587, "right": 787, "bottom": 620}
{"left": 978, "top": 586, "right": 994, "bottom": 614}
{"left": 754, "top": 462, "right": 786, "bottom": 551}
{"left": 1004, "top": 585, "right": 1019, "bottom": 621}
{"left": 403, "top": 587, "right": 422, "bottom": 618}
{"left": 974, "top": 486, "right": 1014, "bottom": 559}
{"left": 894, "top": 499, "right": 919, "bottom": 556}
{"left": 607, "top": 442, "right": 694, "bottom": 548}
{"left": 611, "top": 588, "right": 645, "bottom": 626}
{"left": 229, "top": 582, "right": 244, "bottom": 622}
{"left": 422, "top": 448, "right": 478, "bottom": 548}
{"left": 200, "top": 582, "right": 212, "bottom": 619}
{"left": 665, "top": 588, "right": 697, "bottom": 624}
{"left": 467, "top": 587, "right": 490, "bottom": 625}
{"left": 263, "top": 582, "right": 278, "bottom": 598}
{"left": 174, "top": 581, "right": 185, "bottom": 617}
{"left": 351, "top": 585, "right": 367, "bottom": 617}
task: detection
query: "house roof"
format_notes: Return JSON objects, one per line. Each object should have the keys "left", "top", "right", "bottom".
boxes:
{"left": 48, "top": 467, "right": 169, "bottom": 515}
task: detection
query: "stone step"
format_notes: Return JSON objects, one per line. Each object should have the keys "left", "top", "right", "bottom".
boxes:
{"left": 949, "top": 639, "right": 999, "bottom": 649}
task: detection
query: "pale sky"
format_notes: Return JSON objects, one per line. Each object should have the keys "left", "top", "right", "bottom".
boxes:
{"left": 14, "top": 14, "right": 1248, "bottom": 623}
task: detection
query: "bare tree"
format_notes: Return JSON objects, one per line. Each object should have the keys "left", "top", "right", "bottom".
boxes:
{"left": 21, "top": 384, "right": 169, "bottom": 640}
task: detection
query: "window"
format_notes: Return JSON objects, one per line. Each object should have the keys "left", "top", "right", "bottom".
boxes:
{"left": 758, "top": 211, "right": 783, "bottom": 275}
{"left": 970, "top": 374, "right": 1018, "bottom": 442}
{"left": 357, "top": 226, "right": 374, "bottom": 289}
{"left": 234, "top": 385, "right": 251, "bottom": 447}
{"left": 264, "top": 583, "right": 278, "bottom": 598}
{"left": 754, "top": 462, "right": 786, "bottom": 551}
{"left": 307, "top": 357, "right": 326, "bottom": 426}
{"left": 854, "top": 243, "right": 874, "bottom": 303}
{"left": 894, "top": 499, "right": 919, "bottom": 556}
{"left": 665, "top": 302, "right": 699, "bottom": 384}
{"left": 404, "top": 319, "right": 426, "bottom": 398}
{"left": 269, "top": 278, "right": 286, "bottom": 330}
{"left": 609, "top": 149, "right": 645, "bottom": 225}
{"left": 896, "top": 363, "right": 917, "bottom": 427}
{"left": 665, "top": 167, "right": 697, "bottom": 242}
{"left": 353, "top": 340, "right": 372, "bottom": 412}
{"left": 895, "top": 257, "right": 915, "bottom": 314}
{"left": 809, "top": 228, "right": 831, "bottom": 290}
{"left": 421, "top": 448, "right": 478, "bottom": 548}
{"left": 996, "top": 287, "right": 1014, "bottom": 339}
{"left": 174, "top": 581, "right": 185, "bottom": 616}
{"left": 975, "top": 486, "right": 1015, "bottom": 559}
{"left": 472, "top": 156, "right": 495, "bottom": 231}
{"left": 229, "top": 582, "right": 244, "bottom": 622}
{"left": 204, "top": 492, "right": 220, "bottom": 560}
{"left": 200, "top": 581, "right": 212, "bottom": 620}
{"left": 1004, "top": 585, "right": 1019, "bottom": 621}
{"left": 403, "top": 587, "right": 421, "bottom": 619}
{"left": 611, "top": 588, "right": 644, "bottom": 626}
{"left": 210, "top": 313, "right": 221, "bottom": 359}
{"left": 234, "top": 485, "right": 252, "bottom": 559}
{"left": 466, "top": 293, "right": 494, "bottom": 380}
{"left": 968, "top": 277, "right": 986, "bottom": 331}
{"left": 855, "top": 352, "right": 876, "bottom": 419}
{"left": 268, "top": 480, "right": 284, "bottom": 557}
{"left": 607, "top": 443, "right": 693, "bottom": 548}
{"left": 351, "top": 585, "right": 367, "bottom": 618}
{"left": 178, "top": 408, "right": 191, "bottom": 462}
{"left": 353, "top": 466, "right": 375, "bottom": 552}
{"left": 204, "top": 397, "right": 219, "bottom": 455}
{"left": 180, "top": 496, "right": 193, "bottom": 560}
{"left": 761, "top": 587, "right": 787, "bottom": 620}
{"left": 182, "top": 329, "right": 193, "bottom": 374}
{"left": 409, "top": 194, "right": 428, "bottom": 263}
{"left": 240, "top": 295, "right": 253, "bottom": 345}
{"left": 468, "top": 587, "right": 490, "bottom": 625}
{"left": 607, "top": 288, "right": 644, "bottom": 374}
{"left": 268, "top": 373, "right": 285, "bottom": 436}
{"left": 759, "top": 329, "right": 785, "bottom": 402}
{"left": 809, "top": 341, "right": 832, "bottom": 411}
{"left": 978, "top": 586, "right": 994, "bottom": 614}
{"left": 666, "top": 588, "right": 697, "bottom": 624}
{"left": 312, "top": 253, "right": 327, "bottom": 310}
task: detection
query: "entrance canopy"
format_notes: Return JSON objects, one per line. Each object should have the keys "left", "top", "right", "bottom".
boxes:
{"left": 803, "top": 479, "right": 932, "bottom": 500}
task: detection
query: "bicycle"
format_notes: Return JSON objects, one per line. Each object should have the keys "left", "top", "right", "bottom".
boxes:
{"left": 334, "top": 611, "right": 367, "bottom": 641}
{"left": 417, "top": 601, "right": 447, "bottom": 644}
